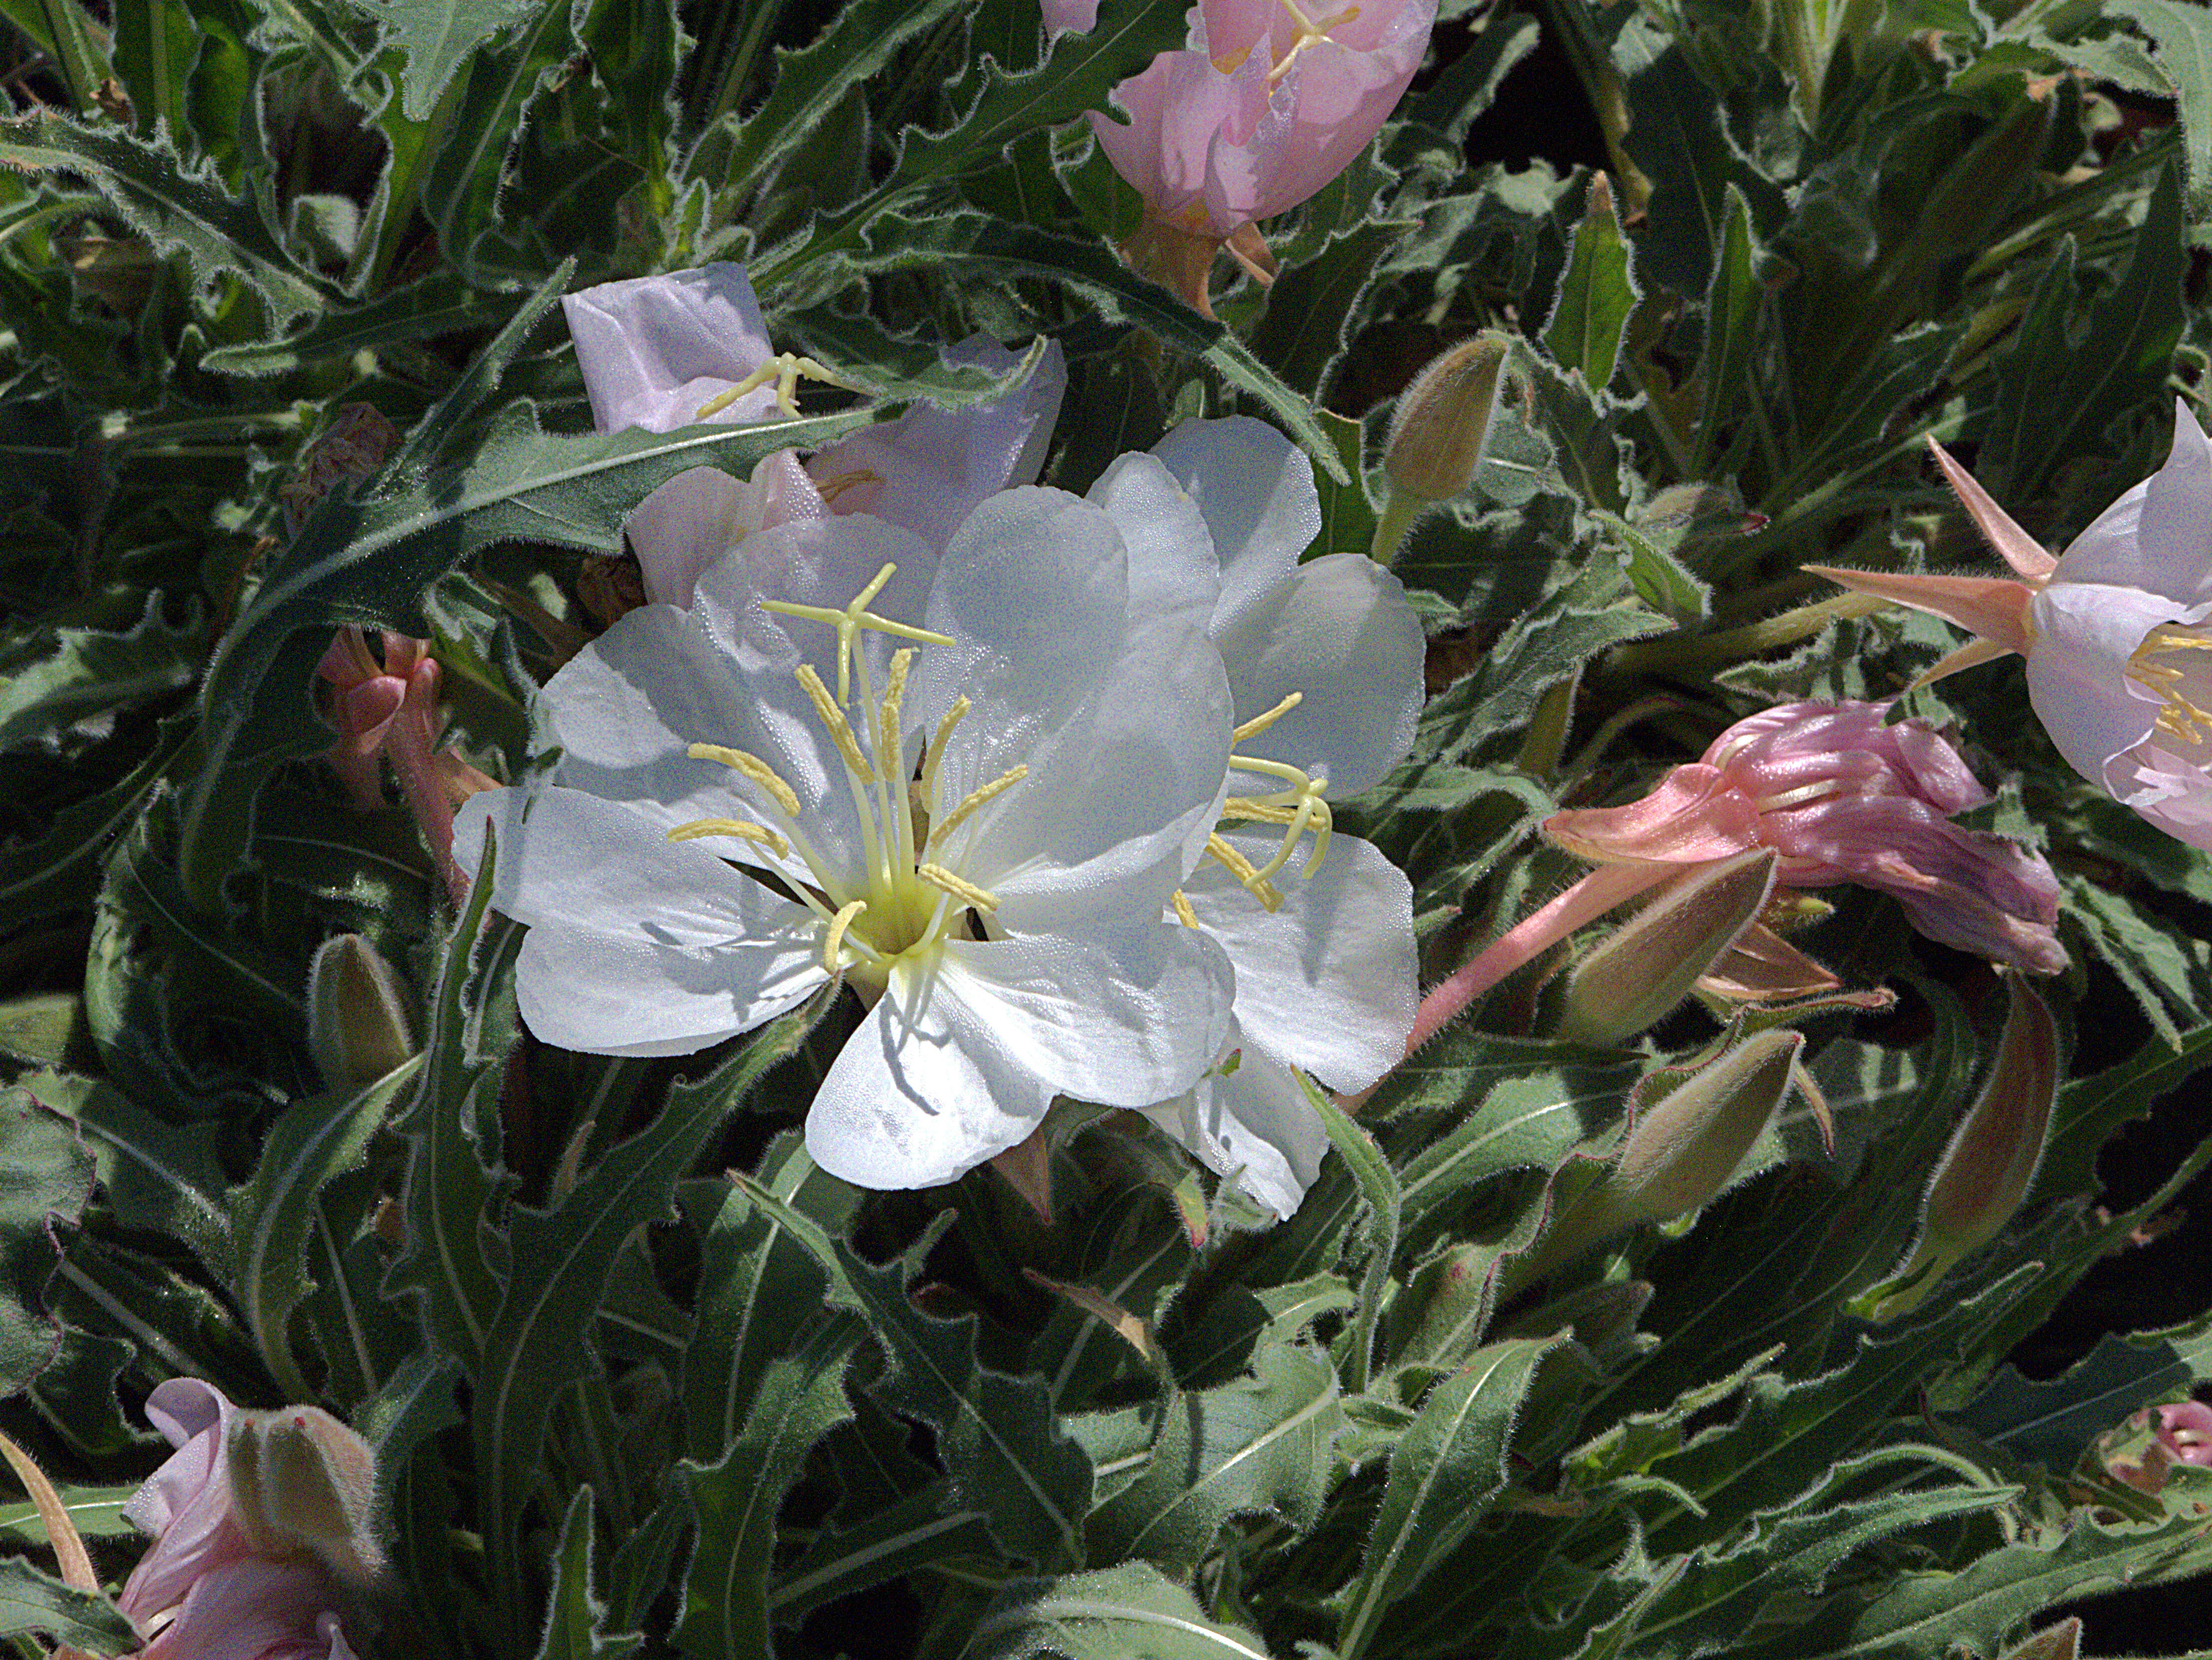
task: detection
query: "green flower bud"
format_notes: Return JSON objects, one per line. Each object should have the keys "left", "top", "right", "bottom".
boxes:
{"left": 1372, "top": 332, "right": 1510, "bottom": 563}
{"left": 306, "top": 934, "right": 417, "bottom": 1093}
{"left": 228, "top": 1404, "right": 384, "bottom": 1586}
{"left": 1557, "top": 849, "right": 1778, "bottom": 1048}
{"left": 1871, "top": 976, "right": 2058, "bottom": 1320}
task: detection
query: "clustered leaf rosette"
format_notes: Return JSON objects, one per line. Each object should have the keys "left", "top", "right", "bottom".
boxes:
{"left": 1053, "top": 0, "right": 1437, "bottom": 313}
{"left": 1097, "top": 417, "right": 1422, "bottom": 1216}
{"left": 118, "top": 1382, "right": 363, "bottom": 1660}
{"left": 1813, "top": 401, "right": 2212, "bottom": 851}
{"left": 563, "top": 264, "right": 1067, "bottom": 605}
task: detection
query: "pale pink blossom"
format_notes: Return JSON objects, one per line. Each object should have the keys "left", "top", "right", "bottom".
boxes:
{"left": 1081, "top": 0, "right": 1436, "bottom": 313}
{"left": 119, "top": 1381, "right": 360, "bottom": 1660}
{"left": 1812, "top": 403, "right": 2212, "bottom": 851}
{"left": 1387, "top": 701, "right": 2062, "bottom": 1067}
{"left": 563, "top": 265, "right": 1066, "bottom": 605}
{"left": 2155, "top": 1399, "right": 2212, "bottom": 1466}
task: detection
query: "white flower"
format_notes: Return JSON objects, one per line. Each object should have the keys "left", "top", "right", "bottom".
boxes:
{"left": 1812, "top": 401, "right": 2212, "bottom": 852}
{"left": 563, "top": 264, "right": 1067, "bottom": 605}
{"left": 1089, "top": 416, "right": 1422, "bottom": 1217}
{"left": 455, "top": 490, "right": 1237, "bottom": 1191}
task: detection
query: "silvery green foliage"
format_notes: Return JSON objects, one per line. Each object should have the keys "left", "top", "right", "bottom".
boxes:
{"left": 4, "top": 0, "right": 2212, "bottom": 1658}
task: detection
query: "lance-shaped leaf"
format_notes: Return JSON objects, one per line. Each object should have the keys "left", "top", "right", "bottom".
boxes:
{"left": 0, "top": 1556, "right": 135, "bottom": 1651}
{"left": 677, "top": 1318, "right": 863, "bottom": 1660}
{"left": 1307, "top": 1080, "right": 1398, "bottom": 1394}
{"left": 536, "top": 1488, "right": 644, "bottom": 1660}
{"left": 1544, "top": 174, "right": 1639, "bottom": 391}
{"left": 770, "top": 1482, "right": 994, "bottom": 1627}
{"left": 1087, "top": 1338, "right": 1342, "bottom": 1579}
{"left": 735, "top": 1177, "right": 1096, "bottom": 1571}
{"left": 0, "top": 1092, "right": 97, "bottom": 1394}
{"left": 966, "top": 1562, "right": 1276, "bottom": 1660}
{"left": 1338, "top": 1334, "right": 1569, "bottom": 1659}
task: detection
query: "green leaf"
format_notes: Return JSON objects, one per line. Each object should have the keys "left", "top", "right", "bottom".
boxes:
{"left": 1592, "top": 508, "right": 1711, "bottom": 624}
{"left": 1543, "top": 175, "right": 1639, "bottom": 393}
{"left": 1306, "top": 1079, "right": 1398, "bottom": 1394}
{"left": 472, "top": 988, "right": 832, "bottom": 1644}
{"left": 2112, "top": 0, "right": 2212, "bottom": 226}
{"left": 1087, "top": 1339, "right": 1343, "bottom": 1579}
{"left": 1338, "top": 1335, "right": 1571, "bottom": 1659}
{"left": 677, "top": 1317, "right": 863, "bottom": 1660}
{"left": 770, "top": 1484, "right": 994, "bottom": 1625}
{"left": 379, "top": 0, "right": 543, "bottom": 121}
{"left": 537, "top": 1488, "right": 645, "bottom": 1660}
{"left": 0, "top": 706, "right": 193, "bottom": 929}
{"left": 229, "top": 1063, "right": 420, "bottom": 1398}
{"left": 0, "top": 0, "right": 111, "bottom": 108}
{"left": 0, "top": 114, "right": 333, "bottom": 322}
{"left": 1959, "top": 1308, "right": 2212, "bottom": 1468}
{"left": 0, "top": 1558, "right": 135, "bottom": 1651}
{"left": 0, "top": 1483, "right": 141, "bottom": 1544}
{"left": 966, "top": 1562, "right": 1276, "bottom": 1660}
{"left": 1694, "top": 183, "right": 1759, "bottom": 472}
{"left": 20, "top": 1069, "right": 231, "bottom": 1272}
{"left": 0, "top": 1089, "right": 97, "bottom": 1392}
{"left": 735, "top": 1175, "right": 1096, "bottom": 1570}
{"left": 1395, "top": 1056, "right": 1647, "bottom": 1223}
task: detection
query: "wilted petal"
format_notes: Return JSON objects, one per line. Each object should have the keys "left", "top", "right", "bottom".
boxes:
{"left": 626, "top": 457, "right": 829, "bottom": 608}
{"left": 562, "top": 265, "right": 782, "bottom": 433}
{"left": 138, "top": 1558, "right": 341, "bottom": 1660}
{"left": 1545, "top": 765, "right": 1765, "bottom": 864}
{"left": 1144, "top": 1032, "right": 1329, "bottom": 1220}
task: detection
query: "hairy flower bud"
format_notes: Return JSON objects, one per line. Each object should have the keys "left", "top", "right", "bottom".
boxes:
{"left": 1384, "top": 334, "right": 1509, "bottom": 504}
{"left": 227, "top": 1405, "right": 383, "bottom": 1587}
{"left": 1557, "top": 849, "right": 1777, "bottom": 1047}
{"left": 1872, "top": 976, "right": 2059, "bottom": 1319}
{"left": 305, "top": 934, "right": 417, "bottom": 1093}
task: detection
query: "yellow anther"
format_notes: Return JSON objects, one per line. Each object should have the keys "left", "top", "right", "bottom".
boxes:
{"left": 821, "top": 898, "right": 869, "bottom": 974}
{"left": 1223, "top": 752, "right": 1333, "bottom": 880}
{"left": 929, "top": 764, "right": 1029, "bottom": 850}
{"left": 1171, "top": 889, "right": 1200, "bottom": 929}
{"left": 1232, "top": 691, "right": 1304, "bottom": 744}
{"left": 688, "top": 742, "right": 802, "bottom": 817}
{"left": 694, "top": 353, "right": 846, "bottom": 421}
{"left": 2132, "top": 624, "right": 2212, "bottom": 748}
{"left": 879, "top": 648, "right": 913, "bottom": 766}
{"left": 922, "top": 695, "right": 972, "bottom": 805}
{"left": 763, "top": 560, "right": 954, "bottom": 702}
{"left": 816, "top": 468, "right": 882, "bottom": 507}
{"left": 1244, "top": 792, "right": 1332, "bottom": 884}
{"left": 918, "top": 863, "right": 1000, "bottom": 914}
{"left": 1205, "top": 833, "right": 1283, "bottom": 912}
{"left": 795, "top": 663, "right": 875, "bottom": 782}
{"left": 666, "top": 818, "right": 792, "bottom": 859}
{"left": 1265, "top": 0, "right": 1360, "bottom": 81}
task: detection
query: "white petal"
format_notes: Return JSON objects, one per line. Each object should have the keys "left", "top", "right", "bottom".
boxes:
{"left": 2025, "top": 580, "right": 2187, "bottom": 787}
{"left": 1148, "top": 416, "right": 1322, "bottom": 637}
{"left": 948, "top": 619, "right": 1233, "bottom": 928}
{"left": 562, "top": 265, "right": 782, "bottom": 433}
{"left": 807, "top": 337, "right": 1068, "bottom": 551}
{"left": 454, "top": 787, "right": 829, "bottom": 1058}
{"left": 804, "top": 955, "right": 1053, "bottom": 1189}
{"left": 2051, "top": 400, "right": 2212, "bottom": 606}
{"left": 1181, "top": 828, "right": 1415, "bottom": 1092}
{"left": 1088, "top": 451, "right": 1222, "bottom": 633}
{"left": 625, "top": 457, "right": 829, "bottom": 608}
{"left": 2110, "top": 741, "right": 2212, "bottom": 850}
{"left": 1144, "top": 1033, "right": 1329, "bottom": 1220}
{"left": 1214, "top": 552, "right": 1423, "bottom": 795}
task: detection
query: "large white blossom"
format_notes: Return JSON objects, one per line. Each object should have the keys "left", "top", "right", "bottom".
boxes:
{"left": 455, "top": 490, "right": 1236, "bottom": 1190}
{"left": 1090, "top": 417, "right": 1423, "bottom": 1218}
{"left": 563, "top": 264, "right": 1066, "bottom": 605}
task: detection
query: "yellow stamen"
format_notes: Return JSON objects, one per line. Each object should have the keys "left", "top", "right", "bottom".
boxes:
{"left": 2133, "top": 623, "right": 2212, "bottom": 747}
{"left": 879, "top": 648, "right": 913, "bottom": 769}
{"left": 822, "top": 898, "right": 869, "bottom": 974}
{"left": 1265, "top": 0, "right": 1360, "bottom": 81}
{"left": 666, "top": 819, "right": 791, "bottom": 859}
{"left": 918, "top": 863, "right": 999, "bottom": 913}
{"left": 1205, "top": 833, "right": 1283, "bottom": 912}
{"left": 688, "top": 742, "right": 802, "bottom": 817}
{"left": 929, "top": 764, "right": 1029, "bottom": 850}
{"left": 763, "top": 559, "right": 954, "bottom": 702}
{"left": 1232, "top": 691, "right": 1304, "bottom": 744}
{"left": 922, "top": 695, "right": 972, "bottom": 805}
{"left": 1171, "top": 889, "right": 1200, "bottom": 929}
{"left": 1223, "top": 752, "right": 1334, "bottom": 879}
{"left": 817, "top": 468, "right": 882, "bottom": 507}
{"left": 796, "top": 664, "right": 874, "bottom": 782}
{"left": 693, "top": 352, "right": 846, "bottom": 421}
{"left": 1245, "top": 793, "right": 1331, "bottom": 884}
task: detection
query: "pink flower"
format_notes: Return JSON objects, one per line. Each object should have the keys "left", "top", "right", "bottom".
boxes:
{"left": 1082, "top": 0, "right": 1436, "bottom": 313}
{"left": 1545, "top": 701, "right": 2066, "bottom": 975}
{"left": 119, "top": 1381, "right": 363, "bottom": 1660}
{"left": 2156, "top": 1400, "right": 2212, "bottom": 1467}
{"left": 1379, "top": 701, "right": 2062, "bottom": 1071}
{"left": 563, "top": 265, "right": 1066, "bottom": 605}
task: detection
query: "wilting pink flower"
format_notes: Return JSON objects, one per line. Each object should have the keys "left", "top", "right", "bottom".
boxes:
{"left": 2156, "top": 1400, "right": 2212, "bottom": 1466}
{"left": 119, "top": 1381, "right": 361, "bottom": 1660}
{"left": 563, "top": 264, "right": 1066, "bottom": 605}
{"left": 1380, "top": 701, "right": 2062, "bottom": 1069}
{"left": 1073, "top": 0, "right": 1435, "bottom": 314}
{"left": 1812, "top": 402, "right": 2212, "bottom": 851}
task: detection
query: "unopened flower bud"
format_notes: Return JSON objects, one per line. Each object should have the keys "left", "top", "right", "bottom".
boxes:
{"left": 1384, "top": 334, "right": 1510, "bottom": 504}
{"left": 1557, "top": 849, "right": 1777, "bottom": 1048}
{"left": 280, "top": 402, "right": 399, "bottom": 538}
{"left": 306, "top": 934, "right": 417, "bottom": 1092}
{"left": 1517, "top": 1031, "right": 1801, "bottom": 1282}
{"left": 1872, "top": 976, "right": 2058, "bottom": 1319}
{"left": 227, "top": 1404, "right": 384, "bottom": 1586}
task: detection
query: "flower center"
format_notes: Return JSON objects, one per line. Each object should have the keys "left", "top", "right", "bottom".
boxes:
{"left": 1211, "top": 0, "right": 1362, "bottom": 77}
{"left": 693, "top": 352, "right": 848, "bottom": 421}
{"left": 1176, "top": 692, "right": 1331, "bottom": 919}
{"left": 2129, "top": 622, "right": 2212, "bottom": 749}
{"left": 666, "top": 561, "right": 1029, "bottom": 994}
